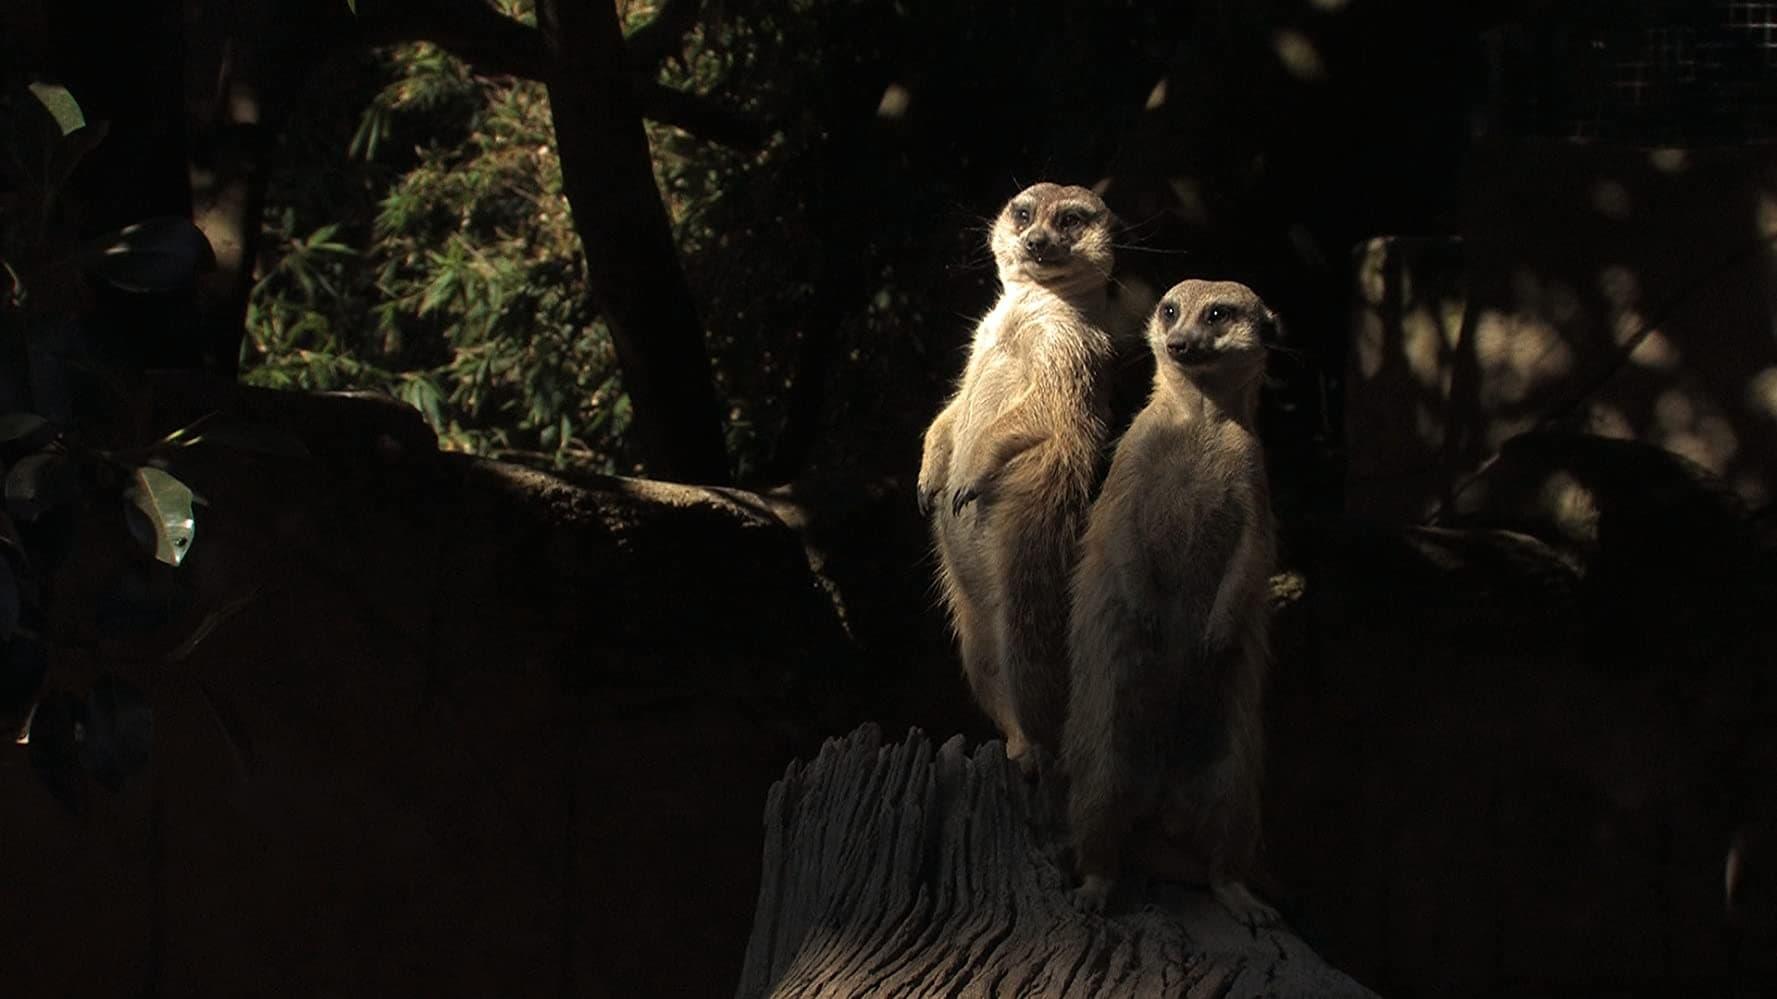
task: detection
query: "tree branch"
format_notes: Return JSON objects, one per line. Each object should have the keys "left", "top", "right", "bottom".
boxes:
{"left": 739, "top": 726, "right": 1381, "bottom": 998}
{"left": 635, "top": 80, "right": 771, "bottom": 150}
{"left": 532, "top": 0, "right": 732, "bottom": 484}
{"left": 354, "top": 0, "right": 549, "bottom": 78}
{"left": 353, "top": 0, "right": 767, "bottom": 150}
{"left": 623, "top": 0, "right": 703, "bottom": 73}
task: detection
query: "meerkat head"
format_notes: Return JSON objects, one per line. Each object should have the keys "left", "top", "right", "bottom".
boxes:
{"left": 990, "top": 182, "right": 1115, "bottom": 295}
{"left": 1149, "top": 279, "right": 1277, "bottom": 388}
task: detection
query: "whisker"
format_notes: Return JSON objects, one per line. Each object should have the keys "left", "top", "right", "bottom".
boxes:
{"left": 1111, "top": 210, "right": 1175, "bottom": 240}
{"left": 1111, "top": 243, "right": 1194, "bottom": 255}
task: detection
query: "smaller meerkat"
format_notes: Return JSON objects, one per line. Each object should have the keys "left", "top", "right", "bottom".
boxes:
{"left": 917, "top": 182, "right": 1117, "bottom": 764}
{"left": 1064, "top": 279, "right": 1279, "bottom": 926}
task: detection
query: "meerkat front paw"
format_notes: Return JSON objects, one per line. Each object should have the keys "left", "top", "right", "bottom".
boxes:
{"left": 1212, "top": 880, "right": 1280, "bottom": 932}
{"left": 916, "top": 413, "right": 956, "bottom": 516}
{"left": 916, "top": 475, "right": 943, "bottom": 517}
{"left": 1074, "top": 874, "right": 1115, "bottom": 913}
{"left": 948, "top": 463, "right": 993, "bottom": 515}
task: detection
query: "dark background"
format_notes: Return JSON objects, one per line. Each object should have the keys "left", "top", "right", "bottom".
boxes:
{"left": 3, "top": 1, "right": 1777, "bottom": 996}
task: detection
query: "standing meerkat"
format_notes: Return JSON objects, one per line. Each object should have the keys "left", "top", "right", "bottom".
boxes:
{"left": 917, "top": 182, "right": 1117, "bottom": 765}
{"left": 1065, "top": 279, "right": 1279, "bottom": 925}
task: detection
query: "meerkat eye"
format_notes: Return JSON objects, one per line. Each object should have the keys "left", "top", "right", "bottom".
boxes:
{"left": 1057, "top": 210, "right": 1083, "bottom": 230}
{"left": 1205, "top": 304, "right": 1233, "bottom": 324}
{"left": 1012, "top": 205, "right": 1033, "bottom": 227}
{"left": 1160, "top": 302, "right": 1179, "bottom": 322}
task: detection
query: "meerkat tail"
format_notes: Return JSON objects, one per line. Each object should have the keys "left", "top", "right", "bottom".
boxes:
{"left": 996, "top": 485, "right": 1091, "bottom": 756}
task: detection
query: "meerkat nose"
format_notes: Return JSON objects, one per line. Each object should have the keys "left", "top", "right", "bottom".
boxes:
{"left": 1023, "top": 231, "right": 1057, "bottom": 261}
{"left": 1165, "top": 331, "right": 1213, "bottom": 365}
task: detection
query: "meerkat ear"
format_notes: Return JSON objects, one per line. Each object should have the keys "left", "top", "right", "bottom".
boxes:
{"left": 1259, "top": 313, "right": 1283, "bottom": 344}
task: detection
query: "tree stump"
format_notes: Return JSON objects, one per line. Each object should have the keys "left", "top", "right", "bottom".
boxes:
{"left": 737, "top": 726, "right": 1378, "bottom": 998}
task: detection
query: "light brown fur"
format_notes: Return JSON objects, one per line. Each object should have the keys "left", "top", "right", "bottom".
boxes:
{"left": 917, "top": 182, "right": 1117, "bottom": 763}
{"left": 1064, "top": 279, "right": 1279, "bottom": 926}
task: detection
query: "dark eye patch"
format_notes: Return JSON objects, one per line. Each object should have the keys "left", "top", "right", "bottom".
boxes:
{"left": 1055, "top": 204, "right": 1097, "bottom": 230}
{"left": 1011, "top": 204, "right": 1033, "bottom": 227}
{"left": 1203, "top": 303, "right": 1237, "bottom": 324}
{"left": 1159, "top": 302, "right": 1179, "bottom": 322}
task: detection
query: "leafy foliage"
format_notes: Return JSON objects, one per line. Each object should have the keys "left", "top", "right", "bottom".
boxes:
{"left": 1, "top": 80, "right": 217, "bottom": 802}
{"left": 248, "top": 2, "right": 836, "bottom": 481}
{"left": 245, "top": 11, "right": 630, "bottom": 471}
{"left": 246, "top": 1, "right": 1186, "bottom": 482}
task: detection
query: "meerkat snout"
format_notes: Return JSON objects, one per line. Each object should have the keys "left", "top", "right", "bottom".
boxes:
{"left": 1163, "top": 328, "right": 1214, "bottom": 365}
{"left": 1150, "top": 288, "right": 1273, "bottom": 374}
{"left": 991, "top": 183, "right": 1114, "bottom": 288}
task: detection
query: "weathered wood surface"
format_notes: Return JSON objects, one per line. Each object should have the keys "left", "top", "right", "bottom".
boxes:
{"left": 737, "top": 726, "right": 1379, "bottom": 998}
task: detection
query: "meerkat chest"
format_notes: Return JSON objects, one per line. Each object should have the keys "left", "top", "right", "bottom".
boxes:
{"left": 956, "top": 306, "right": 1047, "bottom": 408}
{"left": 954, "top": 326, "right": 1026, "bottom": 433}
{"left": 1133, "top": 420, "right": 1260, "bottom": 545}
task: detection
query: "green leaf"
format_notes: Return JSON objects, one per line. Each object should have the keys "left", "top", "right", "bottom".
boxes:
{"left": 47, "top": 120, "right": 108, "bottom": 192}
{"left": 0, "top": 560, "right": 17, "bottom": 641}
{"left": 396, "top": 375, "right": 445, "bottom": 428}
{"left": 419, "top": 265, "right": 459, "bottom": 315}
{"left": 26, "top": 82, "right": 84, "bottom": 137}
{"left": 4, "top": 453, "right": 79, "bottom": 522}
{"left": 80, "top": 217, "right": 217, "bottom": 292}
{"left": 0, "top": 413, "right": 52, "bottom": 448}
{"left": 0, "top": 510, "right": 24, "bottom": 563}
{"left": 126, "top": 467, "right": 197, "bottom": 566}
{"left": 26, "top": 690, "right": 85, "bottom": 812}
{"left": 186, "top": 423, "right": 311, "bottom": 458}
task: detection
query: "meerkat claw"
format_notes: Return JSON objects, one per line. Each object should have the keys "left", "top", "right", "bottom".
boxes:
{"left": 1213, "top": 880, "right": 1280, "bottom": 933}
{"left": 1073, "top": 875, "right": 1114, "bottom": 914}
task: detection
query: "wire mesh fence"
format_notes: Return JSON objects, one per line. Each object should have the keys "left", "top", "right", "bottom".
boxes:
{"left": 1489, "top": 0, "right": 1777, "bottom": 143}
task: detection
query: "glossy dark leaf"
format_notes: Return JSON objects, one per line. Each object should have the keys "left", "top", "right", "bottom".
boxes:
{"left": 4, "top": 452, "right": 78, "bottom": 521}
{"left": 0, "top": 413, "right": 52, "bottom": 447}
{"left": 47, "top": 120, "right": 107, "bottom": 189}
{"left": 82, "top": 673, "right": 152, "bottom": 789}
{"left": 126, "top": 467, "right": 197, "bottom": 566}
{"left": 186, "top": 422, "right": 310, "bottom": 458}
{"left": 0, "top": 510, "right": 23, "bottom": 562}
{"left": 25, "top": 82, "right": 84, "bottom": 137}
{"left": 4, "top": 83, "right": 95, "bottom": 198}
{"left": 0, "top": 635, "right": 47, "bottom": 718}
{"left": 0, "top": 558, "right": 17, "bottom": 640}
{"left": 80, "top": 217, "right": 217, "bottom": 292}
{"left": 122, "top": 497, "right": 158, "bottom": 557}
{"left": 26, "top": 690, "right": 85, "bottom": 812}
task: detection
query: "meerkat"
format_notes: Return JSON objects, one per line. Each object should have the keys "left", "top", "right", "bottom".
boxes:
{"left": 917, "top": 182, "right": 1118, "bottom": 765}
{"left": 1064, "top": 278, "right": 1279, "bottom": 926}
